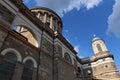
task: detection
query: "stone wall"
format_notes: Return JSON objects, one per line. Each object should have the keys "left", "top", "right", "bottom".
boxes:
{"left": 0, "top": 28, "right": 7, "bottom": 49}
{"left": 83, "top": 67, "right": 93, "bottom": 80}
{"left": 54, "top": 44, "right": 62, "bottom": 57}
{"left": 92, "top": 61, "right": 120, "bottom": 79}
{"left": 0, "top": 33, "right": 39, "bottom": 61}
{"left": 42, "top": 37, "right": 53, "bottom": 56}
{"left": 57, "top": 58, "right": 76, "bottom": 80}
{"left": 0, "top": 3, "right": 15, "bottom": 24}
{"left": 39, "top": 52, "right": 53, "bottom": 80}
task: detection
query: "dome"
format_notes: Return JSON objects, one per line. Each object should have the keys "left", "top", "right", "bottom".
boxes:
{"left": 30, "top": 7, "right": 63, "bottom": 33}
{"left": 92, "top": 36, "right": 103, "bottom": 42}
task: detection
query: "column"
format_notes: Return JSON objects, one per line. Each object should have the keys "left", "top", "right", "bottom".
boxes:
{"left": 50, "top": 16, "right": 53, "bottom": 29}
{"left": 44, "top": 13, "right": 47, "bottom": 23}
{"left": 12, "top": 62, "right": 24, "bottom": 80}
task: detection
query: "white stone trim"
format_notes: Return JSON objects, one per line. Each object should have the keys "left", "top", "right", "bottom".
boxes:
{"left": 23, "top": 56, "right": 37, "bottom": 68}
{"left": 1, "top": 48, "right": 22, "bottom": 62}
{"left": 91, "top": 58, "right": 114, "bottom": 67}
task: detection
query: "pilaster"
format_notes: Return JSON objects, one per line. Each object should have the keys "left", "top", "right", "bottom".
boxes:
{"left": 32, "top": 68, "right": 37, "bottom": 80}
{"left": 12, "top": 62, "right": 24, "bottom": 80}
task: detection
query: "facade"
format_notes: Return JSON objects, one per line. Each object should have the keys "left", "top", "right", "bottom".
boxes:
{"left": 0, "top": 0, "right": 120, "bottom": 80}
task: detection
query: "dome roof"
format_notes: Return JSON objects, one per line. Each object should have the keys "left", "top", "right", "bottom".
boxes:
{"left": 92, "top": 35, "right": 103, "bottom": 42}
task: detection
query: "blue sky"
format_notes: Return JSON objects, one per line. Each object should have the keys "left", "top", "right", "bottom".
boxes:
{"left": 24, "top": 0, "right": 120, "bottom": 72}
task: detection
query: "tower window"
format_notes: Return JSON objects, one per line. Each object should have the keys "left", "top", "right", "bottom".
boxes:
{"left": 96, "top": 44, "right": 102, "bottom": 52}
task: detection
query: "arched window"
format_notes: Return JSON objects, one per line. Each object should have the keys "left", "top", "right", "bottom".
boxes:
{"left": 96, "top": 44, "right": 102, "bottom": 52}
{"left": 64, "top": 53, "right": 72, "bottom": 63}
{"left": 22, "top": 60, "right": 34, "bottom": 80}
{"left": 12, "top": 26, "right": 39, "bottom": 47}
{"left": 0, "top": 52, "right": 17, "bottom": 80}
{"left": 74, "top": 59, "right": 77, "bottom": 66}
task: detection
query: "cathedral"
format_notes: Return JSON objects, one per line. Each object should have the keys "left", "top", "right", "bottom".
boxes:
{"left": 0, "top": 0, "right": 120, "bottom": 80}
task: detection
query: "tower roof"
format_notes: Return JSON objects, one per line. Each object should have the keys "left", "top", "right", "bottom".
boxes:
{"left": 92, "top": 35, "right": 103, "bottom": 42}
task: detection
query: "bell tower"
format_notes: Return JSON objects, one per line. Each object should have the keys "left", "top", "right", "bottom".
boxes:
{"left": 92, "top": 35, "right": 108, "bottom": 54}
{"left": 90, "top": 35, "right": 120, "bottom": 79}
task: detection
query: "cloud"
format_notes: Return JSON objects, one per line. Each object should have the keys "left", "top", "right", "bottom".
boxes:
{"left": 74, "top": 45, "right": 80, "bottom": 53}
{"left": 107, "top": 0, "right": 120, "bottom": 38}
{"left": 34, "top": 0, "right": 103, "bottom": 17}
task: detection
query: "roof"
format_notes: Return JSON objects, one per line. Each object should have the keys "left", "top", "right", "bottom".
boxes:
{"left": 92, "top": 35, "right": 103, "bottom": 42}
{"left": 92, "top": 37, "right": 102, "bottom": 42}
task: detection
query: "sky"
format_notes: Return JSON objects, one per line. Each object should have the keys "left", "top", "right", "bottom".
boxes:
{"left": 23, "top": 0, "right": 120, "bottom": 72}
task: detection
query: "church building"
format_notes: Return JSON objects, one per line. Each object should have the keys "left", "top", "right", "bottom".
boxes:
{"left": 0, "top": 0, "right": 120, "bottom": 80}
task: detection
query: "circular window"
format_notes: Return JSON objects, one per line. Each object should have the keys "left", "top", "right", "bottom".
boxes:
{"left": 105, "top": 65, "right": 108, "bottom": 68}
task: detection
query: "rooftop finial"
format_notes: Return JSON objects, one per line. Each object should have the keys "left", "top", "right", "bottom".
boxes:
{"left": 93, "top": 34, "right": 96, "bottom": 37}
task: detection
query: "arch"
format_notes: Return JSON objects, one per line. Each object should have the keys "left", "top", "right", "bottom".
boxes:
{"left": 11, "top": 15, "right": 41, "bottom": 47}
{"left": 1, "top": 48, "right": 22, "bottom": 62}
{"left": 12, "top": 25, "right": 39, "bottom": 47}
{"left": 22, "top": 57, "right": 34, "bottom": 80}
{"left": 23, "top": 56, "right": 37, "bottom": 68}
{"left": 24, "top": 60, "right": 34, "bottom": 68}
{"left": 96, "top": 44, "right": 102, "bottom": 52}
{"left": 4, "top": 52, "right": 17, "bottom": 62}
{"left": 64, "top": 53, "right": 72, "bottom": 63}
